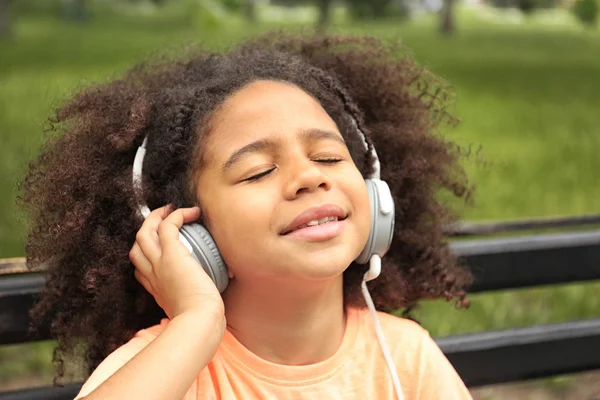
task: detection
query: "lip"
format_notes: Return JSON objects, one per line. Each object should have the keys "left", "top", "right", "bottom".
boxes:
{"left": 283, "top": 219, "right": 347, "bottom": 241}
{"left": 280, "top": 204, "right": 347, "bottom": 235}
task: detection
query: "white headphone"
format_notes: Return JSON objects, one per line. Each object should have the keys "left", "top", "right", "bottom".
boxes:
{"left": 132, "top": 115, "right": 394, "bottom": 288}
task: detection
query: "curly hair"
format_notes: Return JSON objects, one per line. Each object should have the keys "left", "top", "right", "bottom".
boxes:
{"left": 19, "top": 31, "right": 472, "bottom": 382}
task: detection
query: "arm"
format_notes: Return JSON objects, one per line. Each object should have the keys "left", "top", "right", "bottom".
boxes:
{"left": 78, "top": 309, "right": 224, "bottom": 400}
{"left": 79, "top": 206, "right": 226, "bottom": 399}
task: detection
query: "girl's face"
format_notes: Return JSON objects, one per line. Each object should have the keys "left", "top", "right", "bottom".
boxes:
{"left": 195, "top": 80, "right": 371, "bottom": 284}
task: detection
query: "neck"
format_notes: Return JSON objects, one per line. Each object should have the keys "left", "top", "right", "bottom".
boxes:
{"left": 222, "top": 275, "right": 346, "bottom": 365}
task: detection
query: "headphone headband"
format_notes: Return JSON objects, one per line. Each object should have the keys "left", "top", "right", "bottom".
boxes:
{"left": 132, "top": 136, "right": 151, "bottom": 218}
{"left": 349, "top": 116, "right": 380, "bottom": 180}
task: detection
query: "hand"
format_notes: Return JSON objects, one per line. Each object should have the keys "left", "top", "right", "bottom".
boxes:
{"left": 129, "top": 205, "right": 224, "bottom": 320}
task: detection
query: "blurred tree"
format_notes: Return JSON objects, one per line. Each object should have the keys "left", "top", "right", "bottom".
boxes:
{"left": 221, "top": 0, "right": 244, "bottom": 12}
{"left": 440, "top": 0, "right": 455, "bottom": 35}
{"left": 488, "top": 0, "right": 562, "bottom": 9}
{"left": 518, "top": 0, "right": 536, "bottom": 14}
{"left": 245, "top": 0, "right": 256, "bottom": 23}
{"left": 62, "top": 0, "right": 89, "bottom": 22}
{"left": 347, "top": 0, "right": 394, "bottom": 19}
{"left": 272, "top": 0, "right": 309, "bottom": 5}
{"left": 316, "top": 0, "right": 332, "bottom": 29}
{"left": 0, "top": 0, "right": 10, "bottom": 37}
{"left": 11, "top": 0, "right": 64, "bottom": 18}
{"left": 221, "top": 0, "right": 256, "bottom": 23}
{"left": 572, "top": 0, "right": 598, "bottom": 27}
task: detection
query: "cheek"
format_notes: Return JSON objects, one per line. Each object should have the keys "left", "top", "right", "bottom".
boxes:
{"left": 345, "top": 172, "right": 372, "bottom": 241}
{"left": 345, "top": 168, "right": 370, "bottom": 212}
{"left": 207, "top": 190, "right": 274, "bottom": 254}
{"left": 355, "top": 184, "right": 372, "bottom": 232}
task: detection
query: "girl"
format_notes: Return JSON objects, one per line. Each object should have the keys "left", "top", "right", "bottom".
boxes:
{"left": 21, "top": 32, "right": 473, "bottom": 399}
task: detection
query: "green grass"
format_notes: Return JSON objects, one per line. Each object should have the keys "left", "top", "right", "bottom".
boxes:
{"left": 1, "top": 4, "right": 600, "bottom": 389}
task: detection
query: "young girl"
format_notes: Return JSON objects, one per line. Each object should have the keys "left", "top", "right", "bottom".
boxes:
{"left": 21, "top": 32, "right": 473, "bottom": 399}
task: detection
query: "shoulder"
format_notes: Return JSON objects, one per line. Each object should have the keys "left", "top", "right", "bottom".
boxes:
{"left": 371, "top": 311, "right": 438, "bottom": 372}
{"left": 75, "top": 318, "right": 170, "bottom": 399}
{"left": 355, "top": 308, "right": 430, "bottom": 349}
{"left": 363, "top": 309, "right": 444, "bottom": 369}
{"left": 353, "top": 308, "right": 472, "bottom": 399}
{"left": 373, "top": 310, "right": 427, "bottom": 338}
{"left": 352, "top": 307, "right": 432, "bottom": 371}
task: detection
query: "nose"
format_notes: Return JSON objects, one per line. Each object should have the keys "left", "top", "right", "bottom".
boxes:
{"left": 282, "top": 156, "right": 333, "bottom": 199}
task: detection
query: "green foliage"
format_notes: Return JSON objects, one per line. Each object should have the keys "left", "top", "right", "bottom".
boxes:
{"left": 518, "top": 0, "right": 536, "bottom": 14}
{"left": 10, "top": 0, "right": 64, "bottom": 17}
{"left": 490, "top": 0, "right": 562, "bottom": 11}
{"left": 221, "top": 0, "right": 244, "bottom": 12}
{"left": 15, "top": 0, "right": 90, "bottom": 22}
{"left": 346, "top": 0, "right": 399, "bottom": 20}
{"left": 61, "top": 0, "right": 90, "bottom": 22}
{"left": 271, "top": 0, "right": 313, "bottom": 6}
{"left": 571, "top": 0, "right": 599, "bottom": 27}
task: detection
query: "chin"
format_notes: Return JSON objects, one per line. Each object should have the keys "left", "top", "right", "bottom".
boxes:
{"left": 297, "top": 250, "right": 356, "bottom": 280}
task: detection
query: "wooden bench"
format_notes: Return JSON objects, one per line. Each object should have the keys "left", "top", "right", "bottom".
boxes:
{"left": 1, "top": 215, "right": 599, "bottom": 399}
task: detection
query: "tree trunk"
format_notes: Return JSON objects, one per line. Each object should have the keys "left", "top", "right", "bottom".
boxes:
{"left": 245, "top": 0, "right": 256, "bottom": 23}
{"left": 440, "top": 0, "right": 455, "bottom": 35}
{"left": 63, "top": 0, "right": 88, "bottom": 22}
{"left": 0, "top": 0, "right": 10, "bottom": 38}
{"left": 316, "top": 0, "right": 331, "bottom": 31}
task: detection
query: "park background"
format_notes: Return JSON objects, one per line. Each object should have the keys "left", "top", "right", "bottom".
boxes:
{"left": 1, "top": 0, "right": 599, "bottom": 398}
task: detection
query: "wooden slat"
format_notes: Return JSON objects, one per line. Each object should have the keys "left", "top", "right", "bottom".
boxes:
{"left": 446, "top": 213, "right": 600, "bottom": 237}
{"left": 0, "top": 383, "right": 82, "bottom": 400}
{"left": 437, "top": 318, "right": 600, "bottom": 387}
{"left": 452, "top": 230, "right": 600, "bottom": 292}
{"left": 0, "top": 274, "right": 47, "bottom": 344}
{"left": 0, "top": 258, "right": 28, "bottom": 276}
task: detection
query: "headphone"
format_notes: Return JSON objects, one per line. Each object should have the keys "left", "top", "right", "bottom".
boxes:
{"left": 132, "top": 115, "right": 395, "bottom": 293}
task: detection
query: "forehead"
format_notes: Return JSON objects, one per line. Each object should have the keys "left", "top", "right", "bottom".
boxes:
{"left": 201, "top": 80, "right": 341, "bottom": 164}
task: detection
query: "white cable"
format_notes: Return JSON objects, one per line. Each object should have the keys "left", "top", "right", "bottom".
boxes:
{"left": 361, "top": 279, "right": 405, "bottom": 400}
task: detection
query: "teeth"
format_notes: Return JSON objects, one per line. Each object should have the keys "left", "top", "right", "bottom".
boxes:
{"left": 290, "top": 216, "right": 339, "bottom": 233}
{"left": 318, "top": 216, "right": 331, "bottom": 224}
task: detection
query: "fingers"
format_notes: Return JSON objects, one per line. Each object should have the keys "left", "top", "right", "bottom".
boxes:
{"left": 157, "top": 207, "right": 201, "bottom": 251}
{"left": 129, "top": 242, "right": 153, "bottom": 274}
{"left": 130, "top": 242, "right": 154, "bottom": 294}
{"left": 133, "top": 204, "right": 201, "bottom": 267}
{"left": 135, "top": 205, "right": 173, "bottom": 264}
{"left": 134, "top": 268, "right": 153, "bottom": 294}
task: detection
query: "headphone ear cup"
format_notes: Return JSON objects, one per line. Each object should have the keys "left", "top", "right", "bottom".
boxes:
{"left": 355, "top": 179, "right": 395, "bottom": 264}
{"left": 180, "top": 223, "right": 229, "bottom": 293}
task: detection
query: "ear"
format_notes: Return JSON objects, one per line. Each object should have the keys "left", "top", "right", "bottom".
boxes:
{"left": 198, "top": 204, "right": 211, "bottom": 228}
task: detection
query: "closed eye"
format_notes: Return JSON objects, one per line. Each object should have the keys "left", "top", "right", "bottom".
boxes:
{"left": 315, "top": 158, "right": 343, "bottom": 164}
{"left": 243, "top": 158, "right": 343, "bottom": 182}
{"left": 244, "top": 168, "right": 276, "bottom": 182}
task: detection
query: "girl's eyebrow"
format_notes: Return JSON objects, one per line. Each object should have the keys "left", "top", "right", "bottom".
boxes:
{"left": 220, "top": 128, "right": 346, "bottom": 173}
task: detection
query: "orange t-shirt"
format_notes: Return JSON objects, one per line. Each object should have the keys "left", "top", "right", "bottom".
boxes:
{"left": 76, "top": 307, "right": 471, "bottom": 399}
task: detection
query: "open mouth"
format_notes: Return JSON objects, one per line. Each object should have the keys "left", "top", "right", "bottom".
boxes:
{"left": 281, "top": 215, "right": 347, "bottom": 236}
